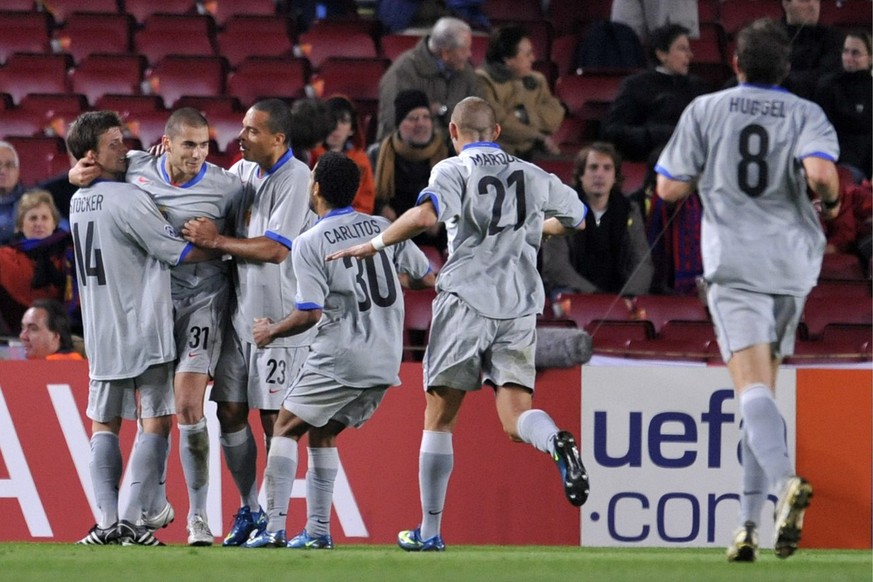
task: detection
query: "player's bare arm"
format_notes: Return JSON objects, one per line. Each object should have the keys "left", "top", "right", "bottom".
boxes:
{"left": 252, "top": 309, "right": 321, "bottom": 348}
{"left": 543, "top": 217, "right": 586, "bottom": 237}
{"left": 183, "top": 217, "right": 289, "bottom": 263}
{"left": 803, "top": 156, "right": 841, "bottom": 220}
{"left": 326, "top": 200, "right": 438, "bottom": 262}
{"left": 656, "top": 175, "right": 696, "bottom": 203}
{"left": 68, "top": 152, "right": 103, "bottom": 187}
{"left": 399, "top": 270, "right": 437, "bottom": 290}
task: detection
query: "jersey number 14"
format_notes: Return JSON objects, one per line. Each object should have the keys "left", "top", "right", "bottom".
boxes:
{"left": 72, "top": 221, "right": 107, "bottom": 286}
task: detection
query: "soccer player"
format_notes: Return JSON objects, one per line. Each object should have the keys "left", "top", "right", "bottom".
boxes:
{"left": 66, "top": 111, "right": 214, "bottom": 546}
{"left": 69, "top": 108, "right": 244, "bottom": 546}
{"left": 655, "top": 19, "right": 840, "bottom": 562}
{"left": 182, "top": 99, "right": 316, "bottom": 546}
{"left": 328, "top": 97, "right": 591, "bottom": 551}
{"left": 242, "top": 152, "right": 435, "bottom": 548}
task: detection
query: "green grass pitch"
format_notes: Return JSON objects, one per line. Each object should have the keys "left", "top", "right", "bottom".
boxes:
{"left": 0, "top": 544, "right": 870, "bottom": 582}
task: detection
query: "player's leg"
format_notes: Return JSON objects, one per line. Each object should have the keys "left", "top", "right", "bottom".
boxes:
{"left": 293, "top": 424, "right": 342, "bottom": 549}
{"left": 77, "top": 396, "right": 123, "bottom": 546}
{"left": 176, "top": 372, "right": 212, "bottom": 545}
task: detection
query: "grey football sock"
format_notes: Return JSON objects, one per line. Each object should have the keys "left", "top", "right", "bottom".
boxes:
{"left": 741, "top": 384, "right": 792, "bottom": 490}
{"left": 305, "top": 447, "right": 339, "bottom": 537}
{"left": 739, "top": 424, "right": 768, "bottom": 526}
{"left": 89, "top": 431, "right": 122, "bottom": 529}
{"left": 419, "top": 431, "right": 453, "bottom": 540}
{"left": 265, "top": 436, "right": 297, "bottom": 532}
{"left": 179, "top": 418, "right": 209, "bottom": 520}
{"left": 121, "top": 432, "right": 168, "bottom": 523}
{"left": 516, "top": 409, "right": 560, "bottom": 454}
{"left": 220, "top": 425, "right": 259, "bottom": 510}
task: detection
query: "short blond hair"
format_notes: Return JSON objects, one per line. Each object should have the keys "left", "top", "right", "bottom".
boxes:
{"left": 16, "top": 189, "right": 60, "bottom": 232}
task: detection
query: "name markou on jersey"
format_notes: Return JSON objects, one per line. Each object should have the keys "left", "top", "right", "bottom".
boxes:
{"left": 70, "top": 193, "right": 104, "bottom": 213}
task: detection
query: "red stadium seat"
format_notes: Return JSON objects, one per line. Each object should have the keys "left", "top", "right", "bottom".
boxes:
{"left": 819, "top": 252, "right": 867, "bottom": 280}
{"left": 95, "top": 94, "right": 165, "bottom": 116}
{"left": 808, "top": 279, "right": 871, "bottom": 300}
{"left": 125, "top": 0, "right": 196, "bottom": 25}
{"left": 557, "top": 293, "right": 637, "bottom": 330}
{"left": 45, "top": 0, "right": 120, "bottom": 23}
{"left": 54, "top": 12, "right": 133, "bottom": 63}
{"left": 698, "top": 0, "right": 720, "bottom": 24}
{"left": 217, "top": 15, "right": 295, "bottom": 68}
{"left": 820, "top": 0, "right": 872, "bottom": 29}
{"left": 211, "top": 0, "right": 277, "bottom": 26}
{"left": 548, "top": 0, "right": 607, "bottom": 35}
{"left": 720, "top": 0, "right": 783, "bottom": 39}
{"left": 70, "top": 53, "right": 146, "bottom": 106}
{"left": 19, "top": 93, "right": 88, "bottom": 124}
{"left": 689, "top": 22, "right": 731, "bottom": 87}
{"left": 124, "top": 110, "right": 170, "bottom": 148}
{"left": 0, "top": 11, "right": 51, "bottom": 64}
{"left": 226, "top": 57, "right": 310, "bottom": 109}
{"left": 379, "top": 33, "right": 421, "bottom": 61}
{"left": 551, "top": 33, "right": 581, "bottom": 77}
{"left": 555, "top": 72, "right": 626, "bottom": 118}
{"left": 635, "top": 295, "right": 710, "bottom": 336}
{"left": 146, "top": 55, "right": 225, "bottom": 108}
{"left": 4, "top": 135, "right": 66, "bottom": 187}
{"left": 0, "top": 110, "right": 45, "bottom": 140}
{"left": 484, "top": 0, "right": 543, "bottom": 21}
{"left": 314, "top": 57, "right": 389, "bottom": 102}
{"left": 203, "top": 110, "right": 242, "bottom": 154}
{"left": 403, "top": 288, "right": 436, "bottom": 361}
{"left": 297, "top": 20, "right": 379, "bottom": 70}
{"left": 534, "top": 156, "right": 574, "bottom": 184}
{"left": 135, "top": 14, "right": 216, "bottom": 64}
{"left": 621, "top": 160, "right": 648, "bottom": 196}
{"left": 802, "top": 296, "right": 873, "bottom": 339}
{"left": 174, "top": 95, "right": 241, "bottom": 116}
{"left": 587, "top": 319, "right": 653, "bottom": 355}
{"left": 0, "top": 53, "right": 71, "bottom": 105}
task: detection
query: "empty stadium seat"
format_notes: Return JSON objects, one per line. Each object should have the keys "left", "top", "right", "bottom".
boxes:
{"left": 174, "top": 95, "right": 241, "bottom": 116}
{"left": 19, "top": 93, "right": 88, "bottom": 122}
{"left": 210, "top": 0, "right": 277, "bottom": 26}
{"left": 135, "top": 14, "right": 216, "bottom": 64}
{"left": 819, "top": 252, "right": 867, "bottom": 280}
{"left": 557, "top": 293, "right": 636, "bottom": 330}
{"left": 379, "top": 33, "right": 421, "bottom": 61}
{"left": 146, "top": 55, "right": 225, "bottom": 108}
{"left": 534, "top": 157, "right": 574, "bottom": 184}
{"left": 297, "top": 20, "right": 379, "bottom": 69}
{"left": 314, "top": 57, "right": 389, "bottom": 102}
{"left": 0, "top": 53, "right": 71, "bottom": 104}
{"left": 587, "top": 319, "right": 653, "bottom": 354}
{"left": 95, "top": 94, "right": 165, "bottom": 115}
{"left": 720, "top": 0, "right": 783, "bottom": 39}
{"left": 4, "top": 135, "right": 66, "bottom": 187}
{"left": 70, "top": 53, "right": 146, "bottom": 105}
{"left": 45, "top": 0, "right": 120, "bottom": 23}
{"left": 621, "top": 160, "right": 648, "bottom": 195}
{"left": 124, "top": 109, "right": 170, "bottom": 148}
{"left": 548, "top": 0, "right": 607, "bottom": 35}
{"left": 808, "top": 279, "right": 871, "bottom": 300}
{"left": 802, "top": 296, "right": 873, "bottom": 339}
{"left": 403, "top": 287, "right": 436, "bottom": 361}
{"left": 550, "top": 33, "right": 580, "bottom": 77}
{"left": 484, "top": 0, "right": 543, "bottom": 21}
{"left": 203, "top": 109, "right": 242, "bottom": 153}
{"left": 554, "top": 72, "right": 628, "bottom": 144}
{"left": 226, "top": 57, "right": 310, "bottom": 109}
{"left": 820, "top": 0, "right": 872, "bottom": 29}
{"left": 125, "top": 0, "right": 196, "bottom": 25}
{"left": 54, "top": 12, "right": 133, "bottom": 63}
{"left": 217, "top": 15, "right": 295, "bottom": 68}
{"left": 0, "top": 11, "right": 51, "bottom": 64}
{"left": 635, "top": 295, "right": 710, "bottom": 335}
{"left": 689, "top": 22, "right": 731, "bottom": 87}
{"left": 0, "top": 110, "right": 45, "bottom": 139}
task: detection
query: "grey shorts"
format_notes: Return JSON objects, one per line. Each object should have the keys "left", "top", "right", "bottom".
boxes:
{"left": 707, "top": 283, "right": 805, "bottom": 363}
{"left": 86, "top": 362, "right": 175, "bottom": 423}
{"left": 283, "top": 370, "right": 388, "bottom": 428}
{"left": 210, "top": 331, "right": 309, "bottom": 410}
{"left": 423, "top": 292, "right": 536, "bottom": 392}
{"left": 173, "top": 286, "right": 229, "bottom": 376}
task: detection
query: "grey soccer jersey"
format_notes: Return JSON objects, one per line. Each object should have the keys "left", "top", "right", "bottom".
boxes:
{"left": 229, "top": 150, "right": 317, "bottom": 347}
{"left": 417, "top": 142, "right": 587, "bottom": 318}
{"left": 126, "top": 150, "right": 242, "bottom": 296}
{"left": 294, "top": 208, "right": 431, "bottom": 387}
{"left": 656, "top": 84, "right": 839, "bottom": 295}
{"left": 69, "top": 180, "right": 192, "bottom": 380}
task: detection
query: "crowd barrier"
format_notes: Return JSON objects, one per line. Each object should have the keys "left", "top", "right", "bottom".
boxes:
{"left": 0, "top": 360, "right": 869, "bottom": 548}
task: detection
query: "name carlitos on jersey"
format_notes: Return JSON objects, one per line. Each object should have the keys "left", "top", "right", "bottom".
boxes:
{"left": 322, "top": 218, "right": 381, "bottom": 245}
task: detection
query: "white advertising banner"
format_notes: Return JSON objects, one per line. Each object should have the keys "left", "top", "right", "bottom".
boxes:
{"left": 580, "top": 366, "right": 797, "bottom": 548}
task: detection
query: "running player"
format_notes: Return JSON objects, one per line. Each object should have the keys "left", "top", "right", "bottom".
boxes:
{"left": 655, "top": 19, "right": 840, "bottom": 562}
{"left": 328, "top": 97, "right": 591, "bottom": 551}
{"left": 241, "top": 152, "right": 434, "bottom": 549}
{"left": 67, "top": 111, "right": 214, "bottom": 546}
{"left": 182, "top": 99, "right": 317, "bottom": 546}
{"left": 69, "top": 108, "right": 244, "bottom": 546}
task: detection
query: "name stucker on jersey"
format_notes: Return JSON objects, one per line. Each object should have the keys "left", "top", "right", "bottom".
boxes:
{"left": 728, "top": 97, "right": 786, "bottom": 118}
{"left": 323, "top": 218, "right": 381, "bottom": 244}
{"left": 469, "top": 152, "right": 516, "bottom": 166}
{"left": 70, "top": 194, "right": 104, "bottom": 213}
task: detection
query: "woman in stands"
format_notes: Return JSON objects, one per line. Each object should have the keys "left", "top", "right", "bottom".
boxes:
{"left": 814, "top": 29, "right": 872, "bottom": 181}
{"left": 601, "top": 23, "right": 709, "bottom": 162}
{"left": 0, "top": 190, "right": 75, "bottom": 334}
{"left": 310, "top": 95, "right": 377, "bottom": 214}
{"left": 476, "top": 24, "right": 564, "bottom": 160}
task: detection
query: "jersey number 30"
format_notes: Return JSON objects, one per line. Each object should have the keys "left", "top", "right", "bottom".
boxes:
{"left": 343, "top": 253, "right": 397, "bottom": 311}
{"left": 73, "top": 221, "right": 107, "bottom": 286}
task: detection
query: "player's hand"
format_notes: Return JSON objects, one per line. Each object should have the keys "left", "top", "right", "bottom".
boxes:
{"left": 252, "top": 317, "right": 274, "bottom": 348}
{"left": 68, "top": 154, "right": 101, "bottom": 187}
{"left": 325, "top": 242, "right": 378, "bottom": 262}
{"left": 541, "top": 135, "right": 561, "bottom": 156}
{"left": 182, "top": 217, "right": 219, "bottom": 247}
{"left": 148, "top": 143, "right": 167, "bottom": 157}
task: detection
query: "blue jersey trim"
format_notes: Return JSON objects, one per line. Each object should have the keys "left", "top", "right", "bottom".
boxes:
{"left": 296, "top": 302, "right": 322, "bottom": 311}
{"left": 265, "top": 230, "right": 293, "bottom": 250}
{"left": 462, "top": 141, "right": 500, "bottom": 151}
{"left": 177, "top": 242, "right": 195, "bottom": 265}
{"left": 738, "top": 83, "right": 790, "bottom": 93}
{"left": 315, "top": 206, "right": 355, "bottom": 225}
{"left": 800, "top": 151, "right": 838, "bottom": 162}
{"left": 416, "top": 191, "right": 440, "bottom": 216}
{"left": 160, "top": 154, "right": 208, "bottom": 187}
{"left": 267, "top": 149, "right": 294, "bottom": 176}
{"left": 654, "top": 164, "right": 693, "bottom": 181}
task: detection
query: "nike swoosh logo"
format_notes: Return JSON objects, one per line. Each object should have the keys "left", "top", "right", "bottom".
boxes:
{"left": 131, "top": 481, "right": 141, "bottom": 486}
{"left": 427, "top": 510, "right": 442, "bottom": 516}
{"left": 159, "top": 479, "right": 166, "bottom": 486}
{"left": 187, "top": 351, "right": 197, "bottom": 358}
{"left": 316, "top": 519, "right": 329, "bottom": 524}
{"left": 269, "top": 387, "right": 282, "bottom": 394}
{"left": 279, "top": 512, "right": 287, "bottom": 517}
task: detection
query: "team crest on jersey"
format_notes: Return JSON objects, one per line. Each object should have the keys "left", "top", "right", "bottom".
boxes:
{"left": 164, "top": 224, "right": 179, "bottom": 237}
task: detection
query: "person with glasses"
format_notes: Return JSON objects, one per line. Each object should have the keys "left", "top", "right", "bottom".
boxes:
{"left": 815, "top": 29, "right": 872, "bottom": 180}
{"left": 0, "top": 141, "right": 25, "bottom": 245}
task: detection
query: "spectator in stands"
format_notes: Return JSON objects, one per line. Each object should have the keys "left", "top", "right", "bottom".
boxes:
{"left": 0, "top": 141, "right": 25, "bottom": 246}
{"left": 541, "top": 142, "right": 653, "bottom": 296}
{"left": 476, "top": 25, "right": 564, "bottom": 160}
{"left": 601, "top": 24, "right": 708, "bottom": 162}
{"left": 780, "top": 0, "right": 844, "bottom": 100}
{"left": 19, "top": 298, "right": 83, "bottom": 360}
{"left": 814, "top": 30, "right": 872, "bottom": 181}
{"left": 0, "top": 190, "right": 74, "bottom": 335}
{"left": 610, "top": 0, "right": 699, "bottom": 42}
{"left": 377, "top": 17, "right": 483, "bottom": 141}
{"left": 311, "top": 95, "right": 377, "bottom": 214}
{"left": 369, "top": 90, "right": 449, "bottom": 252}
